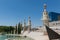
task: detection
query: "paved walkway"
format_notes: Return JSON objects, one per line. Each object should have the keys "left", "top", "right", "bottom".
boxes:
{"left": 23, "top": 31, "right": 49, "bottom": 40}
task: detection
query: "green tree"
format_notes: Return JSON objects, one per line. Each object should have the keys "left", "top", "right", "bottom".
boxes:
{"left": 18, "top": 22, "right": 22, "bottom": 34}
{"left": 15, "top": 24, "right": 17, "bottom": 34}
{"left": 9, "top": 26, "right": 15, "bottom": 34}
{"left": 0, "top": 26, "right": 15, "bottom": 34}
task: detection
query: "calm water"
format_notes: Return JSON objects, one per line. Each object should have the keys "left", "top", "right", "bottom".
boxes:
{"left": 0, "top": 35, "right": 7, "bottom": 40}
{"left": 0, "top": 35, "right": 33, "bottom": 40}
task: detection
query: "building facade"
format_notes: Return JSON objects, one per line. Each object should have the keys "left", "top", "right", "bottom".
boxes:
{"left": 49, "top": 21, "right": 60, "bottom": 27}
{"left": 48, "top": 12, "right": 60, "bottom": 27}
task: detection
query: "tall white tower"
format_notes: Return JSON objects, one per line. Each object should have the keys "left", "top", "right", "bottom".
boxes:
{"left": 43, "top": 4, "right": 49, "bottom": 26}
{"left": 28, "top": 16, "right": 31, "bottom": 33}
{"left": 42, "top": 4, "right": 49, "bottom": 35}
{"left": 23, "top": 19, "right": 26, "bottom": 32}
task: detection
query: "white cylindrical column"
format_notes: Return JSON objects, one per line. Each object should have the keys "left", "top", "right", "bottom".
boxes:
{"left": 42, "top": 4, "right": 49, "bottom": 35}
{"left": 23, "top": 19, "right": 26, "bottom": 32}
{"left": 28, "top": 16, "right": 31, "bottom": 33}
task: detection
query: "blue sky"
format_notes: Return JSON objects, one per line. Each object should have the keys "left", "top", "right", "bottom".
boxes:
{"left": 0, "top": 0, "right": 60, "bottom": 27}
